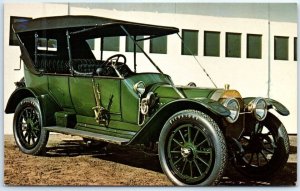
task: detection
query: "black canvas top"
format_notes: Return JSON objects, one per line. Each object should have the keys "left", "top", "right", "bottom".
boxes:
{"left": 13, "top": 15, "right": 179, "bottom": 37}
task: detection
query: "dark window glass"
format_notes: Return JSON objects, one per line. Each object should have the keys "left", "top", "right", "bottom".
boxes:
{"left": 247, "top": 34, "right": 262, "bottom": 59}
{"left": 274, "top": 36, "right": 289, "bottom": 60}
{"left": 182, "top": 30, "right": 198, "bottom": 55}
{"left": 294, "top": 37, "right": 297, "bottom": 61}
{"left": 226, "top": 33, "right": 241, "bottom": 58}
{"left": 9, "top": 16, "right": 32, "bottom": 46}
{"left": 126, "top": 36, "right": 144, "bottom": 52}
{"left": 86, "top": 39, "right": 95, "bottom": 50}
{"left": 37, "top": 38, "right": 57, "bottom": 52}
{"left": 150, "top": 36, "right": 167, "bottom": 54}
{"left": 204, "top": 31, "right": 220, "bottom": 57}
{"left": 103, "top": 37, "right": 120, "bottom": 51}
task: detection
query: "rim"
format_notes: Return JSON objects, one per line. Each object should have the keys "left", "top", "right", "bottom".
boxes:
{"left": 239, "top": 122, "right": 276, "bottom": 168}
{"left": 16, "top": 106, "right": 41, "bottom": 149}
{"left": 166, "top": 124, "right": 214, "bottom": 184}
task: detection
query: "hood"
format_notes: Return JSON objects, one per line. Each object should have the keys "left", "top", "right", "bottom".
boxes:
{"left": 151, "top": 84, "right": 242, "bottom": 101}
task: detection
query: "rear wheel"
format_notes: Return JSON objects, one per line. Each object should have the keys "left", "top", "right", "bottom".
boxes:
{"left": 158, "top": 110, "right": 227, "bottom": 185}
{"left": 234, "top": 113, "right": 290, "bottom": 179}
{"left": 13, "top": 97, "right": 49, "bottom": 155}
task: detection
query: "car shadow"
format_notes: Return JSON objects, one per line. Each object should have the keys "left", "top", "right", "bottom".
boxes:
{"left": 44, "top": 139, "right": 296, "bottom": 186}
{"left": 45, "top": 139, "right": 107, "bottom": 157}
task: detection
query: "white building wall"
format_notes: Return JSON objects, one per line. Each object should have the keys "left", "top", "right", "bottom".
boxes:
{"left": 3, "top": 3, "right": 297, "bottom": 134}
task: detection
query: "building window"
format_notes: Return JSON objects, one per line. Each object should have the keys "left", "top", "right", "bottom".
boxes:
{"left": 226, "top": 33, "right": 241, "bottom": 58}
{"left": 86, "top": 39, "right": 95, "bottom": 50}
{"left": 181, "top": 30, "right": 198, "bottom": 55}
{"left": 247, "top": 34, "right": 262, "bottom": 59}
{"left": 37, "top": 38, "right": 57, "bottom": 52}
{"left": 9, "top": 16, "right": 32, "bottom": 46}
{"left": 274, "top": 36, "right": 289, "bottom": 60}
{"left": 294, "top": 37, "right": 297, "bottom": 61}
{"left": 150, "top": 36, "right": 167, "bottom": 54}
{"left": 103, "top": 37, "right": 120, "bottom": 51}
{"left": 204, "top": 31, "right": 220, "bottom": 57}
{"left": 126, "top": 36, "right": 144, "bottom": 52}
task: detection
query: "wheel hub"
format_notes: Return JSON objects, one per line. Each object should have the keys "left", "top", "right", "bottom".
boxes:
{"left": 181, "top": 147, "right": 192, "bottom": 158}
{"left": 248, "top": 135, "right": 264, "bottom": 153}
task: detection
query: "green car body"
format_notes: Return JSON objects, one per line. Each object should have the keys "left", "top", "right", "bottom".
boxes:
{"left": 5, "top": 15, "right": 290, "bottom": 185}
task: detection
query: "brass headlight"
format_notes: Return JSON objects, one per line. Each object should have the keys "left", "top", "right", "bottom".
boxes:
{"left": 249, "top": 97, "right": 267, "bottom": 121}
{"left": 223, "top": 98, "right": 240, "bottom": 123}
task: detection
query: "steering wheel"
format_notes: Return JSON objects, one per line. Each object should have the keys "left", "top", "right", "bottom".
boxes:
{"left": 102, "top": 54, "right": 127, "bottom": 77}
{"left": 103, "top": 54, "right": 126, "bottom": 68}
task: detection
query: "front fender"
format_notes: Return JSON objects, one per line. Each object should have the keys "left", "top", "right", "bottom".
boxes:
{"left": 129, "top": 98, "right": 230, "bottom": 144}
{"left": 5, "top": 87, "right": 62, "bottom": 126}
{"left": 243, "top": 97, "right": 290, "bottom": 116}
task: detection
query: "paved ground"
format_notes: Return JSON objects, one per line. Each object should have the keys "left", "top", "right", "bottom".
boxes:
{"left": 4, "top": 134, "right": 297, "bottom": 186}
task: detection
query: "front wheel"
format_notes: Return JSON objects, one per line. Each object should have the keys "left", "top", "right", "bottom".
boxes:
{"left": 13, "top": 97, "right": 49, "bottom": 155}
{"left": 234, "top": 113, "right": 290, "bottom": 179}
{"left": 158, "top": 110, "right": 227, "bottom": 185}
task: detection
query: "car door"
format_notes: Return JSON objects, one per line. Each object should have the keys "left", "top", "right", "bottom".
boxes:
{"left": 69, "top": 76, "right": 122, "bottom": 123}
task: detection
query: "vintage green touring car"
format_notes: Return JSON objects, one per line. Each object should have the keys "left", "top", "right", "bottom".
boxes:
{"left": 6, "top": 15, "right": 290, "bottom": 185}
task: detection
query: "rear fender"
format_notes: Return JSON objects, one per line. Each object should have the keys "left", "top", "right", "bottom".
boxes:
{"left": 129, "top": 98, "right": 230, "bottom": 144}
{"left": 5, "top": 87, "right": 61, "bottom": 126}
{"left": 243, "top": 97, "right": 290, "bottom": 116}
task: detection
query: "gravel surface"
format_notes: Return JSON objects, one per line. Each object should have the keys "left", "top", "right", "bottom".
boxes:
{"left": 4, "top": 134, "right": 297, "bottom": 186}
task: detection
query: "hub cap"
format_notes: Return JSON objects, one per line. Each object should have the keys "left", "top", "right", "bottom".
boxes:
{"left": 166, "top": 124, "right": 214, "bottom": 184}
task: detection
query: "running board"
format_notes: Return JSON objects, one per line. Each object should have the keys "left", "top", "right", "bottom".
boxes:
{"left": 44, "top": 126, "right": 129, "bottom": 145}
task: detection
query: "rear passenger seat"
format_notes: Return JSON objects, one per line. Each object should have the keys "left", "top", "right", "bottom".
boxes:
{"left": 35, "top": 56, "right": 69, "bottom": 74}
{"left": 34, "top": 57, "right": 104, "bottom": 75}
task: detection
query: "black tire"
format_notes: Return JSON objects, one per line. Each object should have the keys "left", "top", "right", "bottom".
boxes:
{"left": 13, "top": 97, "right": 49, "bottom": 155}
{"left": 158, "top": 110, "right": 227, "bottom": 185}
{"left": 234, "top": 113, "right": 290, "bottom": 179}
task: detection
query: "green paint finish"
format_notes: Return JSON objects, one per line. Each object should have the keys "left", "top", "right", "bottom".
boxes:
{"left": 180, "top": 87, "right": 215, "bottom": 99}
{"left": 75, "top": 114, "right": 140, "bottom": 132}
{"left": 69, "top": 76, "right": 121, "bottom": 120}
{"left": 48, "top": 76, "right": 73, "bottom": 108}
{"left": 121, "top": 73, "right": 172, "bottom": 123}
{"left": 76, "top": 124, "right": 134, "bottom": 139}
{"left": 38, "top": 94, "right": 61, "bottom": 126}
{"left": 153, "top": 85, "right": 215, "bottom": 100}
{"left": 126, "top": 73, "right": 172, "bottom": 87}
{"left": 121, "top": 80, "right": 140, "bottom": 123}
{"left": 24, "top": 67, "right": 48, "bottom": 91}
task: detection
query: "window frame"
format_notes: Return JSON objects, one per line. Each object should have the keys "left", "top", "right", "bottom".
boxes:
{"left": 274, "top": 36, "right": 289, "bottom": 61}
{"left": 150, "top": 35, "right": 168, "bottom": 54}
{"left": 103, "top": 36, "right": 120, "bottom": 52}
{"left": 125, "top": 36, "right": 144, "bottom": 52}
{"left": 226, "top": 32, "right": 241, "bottom": 58}
{"left": 204, "top": 31, "right": 220, "bottom": 57}
{"left": 247, "top": 34, "right": 262, "bottom": 59}
{"left": 181, "top": 29, "right": 199, "bottom": 56}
